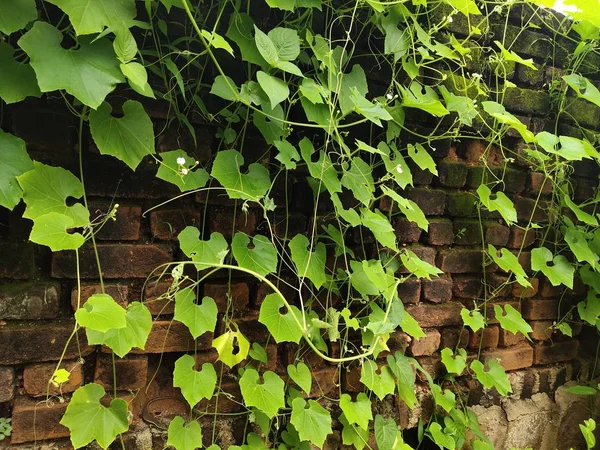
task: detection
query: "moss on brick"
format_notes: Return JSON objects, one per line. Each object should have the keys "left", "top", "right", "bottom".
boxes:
{"left": 503, "top": 86, "right": 551, "bottom": 116}
{"left": 446, "top": 192, "right": 479, "bottom": 217}
{"left": 565, "top": 98, "right": 600, "bottom": 129}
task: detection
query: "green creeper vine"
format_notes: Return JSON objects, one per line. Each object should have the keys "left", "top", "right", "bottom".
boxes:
{"left": 0, "top": 0, "right": 600, "bottom": 448}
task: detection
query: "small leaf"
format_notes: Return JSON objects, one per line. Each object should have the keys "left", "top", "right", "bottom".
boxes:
{"left": 400, "top": 250, "right": 443, "bottom": 279}
{"left": 494, "top": 41, "right": 537, "bottom": 70}
{"left": 339, "top": 393, "right": 372, "bottom": 431}
{"left": 431, "top": 384, "right": 456, "bottom": 413}
{"left": 387, "top": 353, "right": 418, "bottom": 408}
{"left": 157, "top": 150, "right": 209, "bottom": 192}
{"left": 167, "top": 416, "right": 203, "bottom": 450}
{"left": 494, "top": 304, "right": 533, "bottom": 338}
{"left": 488, "top": 244, "right": 530, "bottom": 287}
{"left": 256, "top": 71, "right": 289, "bottom": 109}
{"left": 232, "top": 233, "right": 278, "bottom": 277}
{"left": 477, "top": 185, "right": 517, "bottom": 225}
{"left": 174, "top": 288, "right": 218, "bottom": 339}
{"left": 350, "top": 87, "right": 393, "bottom": 126}
{"left": 564, "top": 385, "right": 597, "bottom": 396}
{"left": 0, "top": 42, "right": 41, "bottom": 104}
{"left": 564, "top": 74, "right": 600, "bottom": 108}
{"left": 299, "top": 138, "right": 341, "bottom": 195}
{"left": 299, "top": 78, "right": 325, "bottom": 104}
{"left": 239, "top": 368, "right": 285, "bottom": 419}
{"left": 212, "top": 330, "right": 250, "bottom": 368}
{"left": 290, "top": 398, "right": 333, "bottom": 449}
{"left": 173, "top": 354, "right": 217, "bottom": 408}
{"left": 211, "top": 149, "right": 271, "bottom": 200}
{"left": 407, "top": 143, "right": 438, "bottom": 175}
{"left": 531, "top": 247, "right": 574, "bottom": 289}
{"left": 178, "top": 227, "right": 229, "bottom": 270}
{"left": 287, "top": 362, "right": 312, "bottom": 394}
{"left": 113, "top": 29, "right": 137, "bottom": 63}
{"left": 400, "top": 82, "right": 449, "bottom": 117}
{"left": 382, "top": 186, "right": 428, "bottom": 231}
{"left": 254, "top": 26, "right": 279, "bottom": 66}
{"left": 210, "top": 75, "right": 239, "bottom": 101}
{"left": 441, "top": 348, "right": 467, "bottom": 375}
{"left": 461, "top": 308, "right": 485, "bottom": 332}
{"left": 75, "top": 293, "right": 127, "bottom": 332}
{"left": 360, "top": 360, "right": 396, "bottom": 400}
{"left": 226, "top": 13, "right": 267, "bottom": 67}
{"left": 51, "top": 368, "right": 71, "bottom": 386}
{"left": 258, "top": 293, "right": 304, "bottom": 344}
{"left": 340, "top": 413, "right": 369, "bottom": 450}
{"left": 360, "top": 208, "right": 398, "bottom": 251}
{"left": 288, "top": 234, "right": 327, "bottom": 288}
{"left": 428, "top": 422, "right": 455, "bottom": 449}
{"left": 470, "top": 359, "right": 512, "bottom": 396}
{"left": 482, "top": 101, "right": 534, "bottom": 143}
{"left": 565, "top": 228, "right": 598, "bottom": 268}
{"left": 274, "top": 140, "right": 301, "bottom": 169}
{"left": 201, "top": 30, "right": 234, "bottom": 56}
{"left": 249, "top": 342, "right": 268, "bottom": 364}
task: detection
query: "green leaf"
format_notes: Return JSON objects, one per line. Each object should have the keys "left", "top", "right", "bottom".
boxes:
{"left": 536, "top": 132, "right": 599, "bottom": 161}
{"left": 178, "top": 227, "right": 229, "bottom": 270}
{"left": 400, "top": 250, "right": 443, "bottom": 279}
{"left": 265, "top": 0, "right": 296, "bottom": 11}
{"left": 239, "top": 368, "right": 285, "bottom": 419}
{"left": 75, "top": 293, "right": 127, "bottom": 332}
{"left": 156, "top": 150, "right": 209, "bottom": 192}
{"left": 341, "top": 157, "right": 375, "bottom": 207}
{"left": 0, "top": 0, "right": 36, "bottom": 34}
{"left": 232, "top": 232, "right": 278, "bottom": 277}
{"left": 482, "top": 101, "right": 535, "bottom": 143}
{"left": 374, "top": 415, "right": 403, "bottom": 450}
{"left": 0, "top": 42, "right": 41, "bottom": 104}
{"left": 441, "top": 348, "right": 467, "bottom": 375}
{"left": 210, "top": 75, "right": 239, "bottom": 101}
{"left": 563, "top": 74, "right": 600, "bottom": 108}
{"left": 578, "top": 291, "right": 600, "bottom": 326}
{"left": 256, "top": 71, "right": 289, "bottom": 109}
{"left": 442, "top": 0, "right": 481, "bottom": 15}
{"left": 360, "top": 360, "right": 396, "bottom": 400}
{"left": 339, "top": 65, "right": 368, "bottom": 116}
{"left": 360, "top": 208, "right": 398, "bottom": 251}
{"left": 90, "top": 101, "right": 154, "bottom": 170}
{"left": 400, "top": 83, "right": 449, "bottom": 117}
{"left": 17, "top": 162, "right": 89, "bottom": 226}
{"left": 173, "top": 354, "right": 217, "bottom": 408}
{"left": 201, "top": 30, "right": 234, "bottom": 56}
{"left": 254, "top": 103, "right": 285, "bottom": 144}
{"left": 565, "top": 228, "right": 598, "bottom": 268}
{"left": 60, "top": 384, "right": 129, "bottom": 449}
{"left": 432, "top": 384, "right": 456, "bottom": 413}
{"left": 167, "top": 416, "right": 203, "bottom": 450}
{"left": 249, "top": 342, "right": 268, "bottom": 364}
{"left": 299, "top": 79, "right": 325, "bottom": 104}
{"left": 531, "top": 247, "right": 574, "bottom": 289}
{"left": 174, "top": 288, "right": 218, "bottom": 339}
{"left": 211, "top": 149, "right": 271, "bottom": 201}
{"left": 258, "top": 293, "right": 304, "bottom": 344}
{"left": 290, "top": 398, "right": 332, "bottom": 449}
{"left": 564, "top": 195, "right": 598, "bottom": 226}
{"left": 120, "top": 62, "right": 154, "bottom": 98}
{"left": 226, "top": 13, "right": 267, "bottom": 67}
{"left": 287, "top": 362, "right": 312, "bottom": 394}
{"left": 113, "top": 29, "right": 137, "bottom": 63}
{"left": 273, "top": 140, "right": 300, "bottom": 170}
{"left": 477, "top": 185, "right": 517, "bottom": 225}
{"left": 339, "top": 393, "right": 372, "bottom": 431}
{"left": 268, "top": 28, "right": 300, "bottom": 61}
{"left": 488, "top": 244, "right": 530, "bottom": 287}
{"left": 46, "top": 0, "right": 136, "bottom": 35}
{"left": 564, "top": 385, "right": 597, "bottom": 396}
{"left": 350, "top": 87, "right": 393, "bottom": 126}
{"left": 86, "top": 302, "right": 152, "bottom": 357}
{"left": 383, "top": 21, "right": 410, "bottom": 62}
{"left": 379, "top": 143, "right": 413, "bottom": 189}
{"left": 288, "top": 234, "right": 327, "bottom": 288}
{"left": 461, "top": 308, "right": 485, "bottom": 332}
{"left": 340, "top": 413, "right": 369, "bottom": 450}
{"left": 254, "top": 26, "right": 279, "bottom": 66}
{"left": 0, "top": 130, "right": 33, "bottom": 210}
{"left": 387, "top": 353, "right": 418, "bottom": 408}
{"left": 212, "top": 330, "right": 250, "bottom": 368}
{"left": 494, "top": 304, "right": 533, "bottom": 338}
{"left": 470, "top": 359, "right": 512, "bottom": 396}
{"left": 494, "top": 41, "right": 537, "bottom": 70}
{"left": 428, "top": 422, "right": 455, "bottom": 449}
{"left": 19, "top": 22, "right": 124, "bottom": 109}
{"left": 407, "top": 143, "right": 438, "bottom": 176}
{"left": 439, "top": 86, "right": 477, "bottom": 126}
{"left": 299, "top": 137, "right": 341, "bottom": 195}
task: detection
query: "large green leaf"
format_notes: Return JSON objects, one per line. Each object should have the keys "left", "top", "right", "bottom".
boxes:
{"left": 339, "top": 393, "right": 372, "bottom": 431}
{"left": 287, "top": 362, "right": 312, "bottom": 394}
{"left": 17, "top": 162, "right": 89, "bottom": 226}
{"left": 387, "top": 353, "right": 417, "bottom": 408}
{"left": 288, "top": 234, "right": 327, "bottom": 288}
{"left": 19, "top": 22, "right": 124, "bottom": 109}
{"left": 268, "top": 27, "right": 300, "bottom": 61}
{"left": 531, "top": 247, "right": 574, "bottom": 289}
{"left": 381, "top": 186, "right": 428, "bottom": 231}
{"left": 360, "top": 208, "right": 398, "bottom": 251}
{"left": 156, "top": 150, "right": 210, "bottom": 192}
{"left": 536, "top": 131, "right": 599, "bottom": 161}
{"left": 299, "top": 138, "right": 341, "bottom": 194}
{"left": 290, "top": 398, "right": 333, "bottom": 449}
{"left": 340, "top": 413, "right": 369, "bottom": 450}
{"left": 494, "top": 304, "right": 533, "bottom": 338}
{"left": 0, "top": 130, "right": 33, "bottom": 210}
{"left": 89, "top": 101, "right": 154, "bottom": 170}
{"left": 350, "top": 87, "right": 393, "bottom": 126}
{"left": 60, "top": 383, "right": 129, "bottom": 449}
{"left": 441, "top": 348, "right": 467, "bottom": 375}
{"left": 239, "top": 368, "right": 285, "bottom": 419}
{"left": 0, "top": 0, "right": 36, "bottom": 34}
{"left": 488, "top": 244, "right": 530, "bottom": 287}
{"left": 167, "top": 416, "right": 203, "bottom": 450}
{"left": 226, "top": 13, "right": 267, "bottom": 67}
{"left": 563, "top": 74, "right": 600, "bottom": 108}
{"left": 74, "top": 293, "right": 127, "bottom": 332}
{"left": 211, "top": 150, "right": 271, "bottom": 200}
{"left": 477, "top": 185, "right": 517, "bottom": 225}
{"left": 46, "top": 0, "right": 136, "bottom": 35}
{"left": 256, "top": 71, "right": 289, "bottom": 109}
{"left": 173, "top": 354, "right": 217, "bottom": 408}
{"left": 400, "top": 83, "right": 449, "bottom": 117}
{"left": 360, "top": 360, "right": 396, "bottom": 400}
{"left": 407, "top": 143, "right": 438, "bottom": 175}
{"left": 565, "top": 228, "right": 599, "bottom": 268}
{"left": 174, "top": 288, "right": 218, "bottom": 339}
{"left": 258, "top": 293, "right": 304, "bottom": 343}
{"left": 341, "top": 157, "right": 375, "bottom": 207}
{"left": 29, "top": 212, "right": 86, "bottom": 251}
{"left": 86, "top": 302, "right": 152, "bottom": 357}
{"left": 178, "top": 227, "right": 229, "bottom": 270}
{"left": 470, "top": 359, "right": 512, "bottom": 396}
{"left": 461, "top": 308, "right": 485, "bottom": 332}
{"left": 374, "top": 415, "right": 404, "bottom": 450}
{"left": 339, "top": 65, "right": 368, "bottom": 116}
{"left": 482, "top": 101, "right": 534, "bottom": 143}
{"left": 212, "top": 330, "right": 250, "bottom": 367}
{"left": 0, "top": 42, "right": 41, "bottom": 104}
{"left": 231, "top": 232, "right": 278, "bottom": 277}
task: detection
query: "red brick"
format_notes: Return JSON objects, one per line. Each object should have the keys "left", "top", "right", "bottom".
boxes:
{"left": 203, "top": 281, "right": 250, "bottom": 313}
{"left": 12, "top": 105, "right": 75, "bottom": 151}
{"left": 90, "top": 203, "right": 141, "bottom": 241}
{"left": 408, "top": 329, "right": 441, "bottom": 356}
{"left": 94, "top": 354, "right": 148, "bottom": 391}
{"left": 235, "top": 311, "right": 269, "bottom": 345}
{"left": 129, "top": 321, "right": 210, "bottom": 354}
{"left": 485, "top": 301, "right": 520, "bottom": 324}
{"left": 416, "top": 354, "right": 445, "bottom": 380}
{"left": 255, "top": 279, "right": 298, "bottom": 307}
{"left": 533, "top": 339, "right": 579, "bottom": 365}
{"left": 0, "top": 282, "right": 60, "bottom": 320}
{"left": 437, "top": 249, "right": 487, "bottom": 273}
{"left": 506, "top": 226, "right": 535, "bottom": 249}
{"left": 0, "top": 242, "right": 34, "bottom": 279}
{"left": 207, "top": 207, "right": 260, "bottom": 239}
{"left": 11, "top": 395, "right": 69, "bottom": 443}
{"left": 515, "top": 196, "right": 548, "bottom": 223}
{"left": 308, "top": 366, "right": 339, "bottom": 398}
{"left": 539, "top": 280, "right": 562, "bottom": 297}
{"left": 482, "top": 344, "right": 534, "bottom": 371}
{"left": 150, "top": 209, "right": 202, "bottom": 240}
{"left": 0, "top": 366, "right": 15, "bottom": 402}
{"left": 71, "top": 282, "right": 128, "bottom": 311}
{"left": 271, "top": 212, "right": 307, "bottom": 239}
{"left": 437, "top": 161, "right": 469, "bottom": 188}
{"left": 143, "top": 278, "right": 175, "bottom": 315}
{"left": 406, "top": 302, "right": 463, "bottom": 327}
{"left": 23, "top": 360, "right": 83, "bottom": 397}
{"left": 392, "top": 217, "right": 422, "bottom": 243}
{"left": 397, "top": 279, "right": 421, "bottom": 304}
{"left": 452, "top": 276, "right": 483, "bottom": 298}
{"left": 486, "top": 273, "right": 512, "bottom": 296}
{"left": 499, "top": 328, "right": 528, "bottom": 347}
{"left": 526, "top": 172, "right": 552, "bottom": 195}
{"left": 0, "top": 321, "right": 93, "bottom": 365}
{"left": 404, "top": 188, "right": 446, "bottom": 215}
{"left": 529, "top": 320, "right": 554, "bottom": 340}
{"left": 424, "top": 219, "right": 454, "bottom": 245}
{"left": 522, "top": 298, "right": 559, "bottom": 320}
{"left": 484, "top": 222, "right": 510, "bottom": 247}
{"left": 52, "top": 244, "right": 172, "bottom": 278}
{"left": 453, "top": 220, "right": 481, "bottom": 245}
{"left": 398, "top": 246, "right": 437, "bottom": 274}
{"left": 422, "top": 276, "right": 452, "bottom": 302}
{"left": 440, "top": 327, "right": 469, "bottom": 349}
{"left": 468, "top": 325, "right": 500, "bottom": 350}
{"left": 511, "top": 277, "right": 539, "bottom": 298}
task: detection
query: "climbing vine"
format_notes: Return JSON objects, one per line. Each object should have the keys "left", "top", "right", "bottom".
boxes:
{"left": 1, "top": 0, "right": 600, "bottom": 448}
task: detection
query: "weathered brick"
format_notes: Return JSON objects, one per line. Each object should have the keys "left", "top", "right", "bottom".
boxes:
{"left": 406, "top": 302, "right": 463, "bottom": 327}
{"left": 484, "top": 222, "right": 510, "bottom": 247}
{"left": 0, "top": 282, "right": 60, "bottom": 320}
{"left": 511, "top": 277, "right": 539, "bottom": 298}
{"left": 71, "top": 282, "right": 128, "bottom": 311}
{"left": 130, "top": 321, "right": 209, "bottom": 354}
{"left": 522, "top": 298, "right": 559, "bottom": 320}
{"left": 424, "top": 219, "right": 454, "bottom": 245}
{"left": 52, "top": 244, "right": 172, "bottom": 278}
{"left": 516, "top": 62, "right": 544, "bottom": 88}
{"left": 404, "top": 188, "right": 446, "bottom": 215}
{"left": 207, "top": 207, "right": 260, "bottom": 239}
{"left": 453, "top": 220, "right": 482, "bottom": 245}
{"left": 393, "top": 217, "right": 422, "bottom": 243}
{"left": 499, "top": 328, "right": 528, "bottom": 347}
{"left": 506, "top": 226, "right": 536, "bottom": 249}
{"left": 533, "top": 340, "right": 579, "bottom": 365}
{"left": 0, "top": 321, "right": 93, "bottom": 365}
{"left": 12, "top": 106, "right": 75, "bottom": 151}
{"left": 397, "top": 279, "right": 421, "bottom": 304}
{"left": 143, "top": 278, "right": 175, "bottom": 315}
{"left": 203, "top": 281, "right": 250, "bottom": 313}
{"left": 446, "top": 192, "right": 478, "bottom": 217}
{"left": 452, "top": 275, "right": 483, "bottom": 298}
{"left": 504, "top": 87, "right": 551, "bottom": 115}
{"left": 150, "top": 209, "right": 202, "bottom": 240}
{"left": 0, "top": 366, "right": 15, "bottom": 402}
{"left": 308, "top": 366, "right": 339, "bottom": 398}
{"left": 11, "top": 396, "right": 70, "bottom": 443}
{"left": 529, "top": 320, "right": 554, "bottom": 341}
{"left": 408, "top": 329, "right": 441, "bottom": 356}
{"left": 469, "top": 325, "right": 500, "bottom": 350}
{"left": 416, "top": 354, "right": 445, "bottom": 380}
{"left": 440, "top": 327, "right": 469, "bottom": 349}
{"left": 422, "top": 276, "right": 452, "bottom": 303}
{"left": 526, "top": 172, "right": 552, "bottom": 195}
{"left": 437, "top": 249, "right": 486, "bottom": 273}
{"left": 539, "top": 280, "right": 562, "bottom": 297}
{"left": 486, "top": 273, "right": 512, "bottom": 297}
{"left": 90, "top": 203, "right": 141, "bottom": 241}
{"left": 235, "top": 312, "right": 270, "bottom": 346}
{"left": 437, "top": 161, "right": 469, "bottom": 188}
{"left": 482, "top": 344, "right": 534, "bottom": 371}
{"left": 23, "top": 360, "right": 83, "bottom": 397}
{"left": 95, "top": 354, "right": 148, "bottom": 391}
{"left": 515, "top": 196, "right": 548, "bottom": 223}
{"left": 0, "top": 241, "right": 34, "bottom": 279}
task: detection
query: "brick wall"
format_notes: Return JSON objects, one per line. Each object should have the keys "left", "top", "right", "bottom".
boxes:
{"left": 1, "top": 3, "right": 599, "bottom": 448}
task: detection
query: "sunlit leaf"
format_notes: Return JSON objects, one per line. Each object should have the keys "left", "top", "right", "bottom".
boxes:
{"left": 494, "top": 304, "right": 532, "bottom": 338}
{"left": 174, "top": 288, "right": 218, "bottom": 339}
{"left": 290, "top": 398, "right": 332, "bottom": 449}
{"left": 0, "top": 42, "right": 41, "bottom": 104}
{"left": 288, "top": 234, "right": 327, "bottom": 288}
{"left": 239, "top": 368, "right": 285, "bottom": 419}
{"left": 212, "top": 330, "right": 250, "bottom": 368}
{"left": 211, "top": 149, "right": 271, "bottom": 200}
{"left": 173, "top": 354, "right": 217, "bottom": 408}
{"left": 46, "top": 0, "right": 136, "bottom": 35}
{"left": 0, "top": 0, "right": 37, "bottom": 34}
{"left": 167, "top": 416, "right": 203, "bottom": 450}
{"left": 0, "top": 130, "right": 33, "bottom": 210}
{"left": 178, "top": 227, "right": 229, "bottom": 270}
{"left": 531, "top": 247, "right": 574, "bottom": 289}
{"left": 74, "top": 293, "right": 126, "bottom": 332}
{"left": 259, "top": 293, "right": 304, "bottom": 343}
{"left": 470, "top": 359, "right": 512, "bottom": 396}
{"left": 288, "top": 362, "right": 312, "bottom": 394}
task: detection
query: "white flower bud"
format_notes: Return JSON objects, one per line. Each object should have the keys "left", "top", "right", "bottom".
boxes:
{"left": 181, "top": 168, "right": 189, "bottom": 175}
{"left": 176, "top": 157, "right": 186, "bottom": 165}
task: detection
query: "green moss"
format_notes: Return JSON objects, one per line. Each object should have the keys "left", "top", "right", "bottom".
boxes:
{"left": 565, "top": 98, "right": 600, "bottom": 129}
{"left": 446, "top": 192, "right": 478, "bottom": 217}
{"left": 503, "top": 86, "right": 551, "bottom": 115}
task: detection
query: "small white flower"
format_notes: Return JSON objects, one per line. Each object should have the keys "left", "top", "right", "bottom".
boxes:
{"left": 396, "top": 164, "right": 404, "bottom": 174}
{"left": 386, "top": 92, "right": 394, "bottom": 100}
{"left": 472, "top": 72, "right": 482, "bottom": 78}
{"left": 447, "top": 15, "right": 453, "bottom": 23}
{"left": 181, "top": 168, "right": 189, "bottom": 175}
{"left": 176, "top": 157, "right": 186, "bottom": 165}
